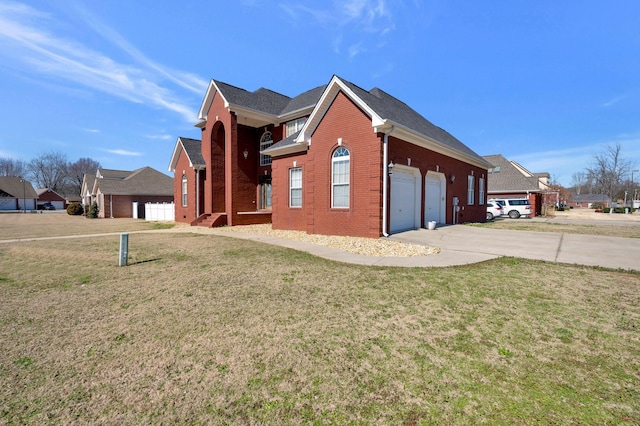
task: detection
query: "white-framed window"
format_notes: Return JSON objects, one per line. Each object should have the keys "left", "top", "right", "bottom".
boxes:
{"left": 285, "top": 117, "right": 306, "bottom": 137}
{"left": 467, "top": 175, "right": 475, "bottom": 205}
{"left": 479, "top": 176, "right": 485, "bottom": 205}
{"left": 181, "top": 174, "right": 188, "bottom": 206}
{"left": 260, "top": 131, "right": 273, "bottom": 166}
{"left": 289, "top": 167, "right": 302, "bottom": 208}
{"left": 332, "top": 146, "right": 350, "bottom": 208}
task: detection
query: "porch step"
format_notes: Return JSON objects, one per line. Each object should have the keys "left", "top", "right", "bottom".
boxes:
{"left": 191, "top": 213, "right": 227, "bottom": 228}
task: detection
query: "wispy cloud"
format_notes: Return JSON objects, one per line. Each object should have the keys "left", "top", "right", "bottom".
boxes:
{"left": 279, "top": 0, "right": 395, "bottom": 58}
{"left": 83, "top": 128, "right": 101, "bottom": 133}
{"left": 602, "top": 94, "right": 628, "bottom": 108}
{"left": 0, "top": 1, "right": 205, "bottom": 123}
{"left": 144, "top": 134, "right": 172, "bottom": 140}
{"left": 104, "top": 149, "right": 143, "bottom": 157}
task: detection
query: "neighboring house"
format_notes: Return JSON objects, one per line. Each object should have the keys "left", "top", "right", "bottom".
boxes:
{"left": 84, "top": 167, "right": 174, "bottom": 218}
{"left": 0, "top": 176, "right": 38, "bottom": 211}
{"left": 567, "top": 193, "right": 611, "bottom": 209}
{"left": 483, "top": 154, "right": 551, "bottom": 217}
{"left": 80, "top": 173, "right": 97, "bottom": 210}
{"left": 36, "top": 188, "right": 66, "bottom": 210}
{"left": 170, "top": 75, "right": 491, "bottom": 238}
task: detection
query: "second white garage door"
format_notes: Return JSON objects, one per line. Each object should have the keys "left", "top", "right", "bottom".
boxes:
{"left": 390, "top": 167, "right": 421, "bottom": 233}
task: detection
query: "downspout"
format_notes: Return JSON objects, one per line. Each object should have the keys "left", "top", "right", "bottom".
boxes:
{"left": 195, "top": 169, "right": 200, "bottom": 218}
{"left": 382, "top": 126, "right": 395, "bottom": 237}
{"left": 109, "top": 194, "right": 113, "bottom": 218}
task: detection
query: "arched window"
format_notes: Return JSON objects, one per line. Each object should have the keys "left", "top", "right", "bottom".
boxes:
{"left": 331, "top": 146, "right": 350, "bottom": 208}
{"left": 181, "top": 174, "right": 188, "bottom": 206}
{"left": 260, "top": 131, "right": 273, "bottom": 166}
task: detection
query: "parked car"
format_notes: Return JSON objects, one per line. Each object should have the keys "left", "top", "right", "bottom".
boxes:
{"left": 38, "top": 202, "right": 56, "bottom": 210}
{"left": 486, "top": 202, "right": 503, "bottom": 220}
{"left": 490, "top": 198, "right": 531, "bottom": 219}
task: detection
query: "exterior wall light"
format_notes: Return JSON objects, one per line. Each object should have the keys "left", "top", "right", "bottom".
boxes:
{"left": 450, "top": 174, "right": 456, "bottom": 184}
{"left": 388, "top": 162, "right": 394, "bottom": 175}
{"left": 243, "top": 148, "right": 249, "bottom": 159}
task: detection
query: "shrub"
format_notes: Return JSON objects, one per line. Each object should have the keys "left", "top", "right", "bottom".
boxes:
{"left": 87, "top": 201, "right": 99, "bottom": 219}
{"left": 66, "top": 202, "right": 84, "bottom": 216}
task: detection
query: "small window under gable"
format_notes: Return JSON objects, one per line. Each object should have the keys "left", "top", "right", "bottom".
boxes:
{"left": 260, "top": 131, "right": 273, "bottom": 166}
{"left": 286, "top": 117, "right": 306, "bottom": 137}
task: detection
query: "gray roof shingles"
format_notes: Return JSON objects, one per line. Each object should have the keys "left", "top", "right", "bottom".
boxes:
{"left": 95, "top": 167, "right": 173, "bottom": 196}
{"left": 224, "top": 75, "right": 486, "bottom": 164}
{"left": 179, "top": 137, "right": 205, "bottom": 167}
{"left": 483, "top": 154, "right": 541, "bottom": 193}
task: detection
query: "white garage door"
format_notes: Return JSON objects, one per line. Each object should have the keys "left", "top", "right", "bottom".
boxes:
{"left": 425, "top": 174, "right": 443, "bottom": 223}
{"left": 390, "top": 169, "right": 419, "bottom": 233}
{"left": 52, "top": 201, "right": 65, "bottom": 210}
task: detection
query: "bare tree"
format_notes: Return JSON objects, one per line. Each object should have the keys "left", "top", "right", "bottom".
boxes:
{"left": 67, "top": 157, "right": 101, "bottom": 196}
{"left": 0, "top": 158, "right": 27, "bottom": 177}
{"left": 570, "top": 171, "right": 588, "bottom": 195}
{"left": 586, "top": 143, "right": 632, "bottom": 202}
{"left": 27, "top": 151, "right": 69, "bottom": 192}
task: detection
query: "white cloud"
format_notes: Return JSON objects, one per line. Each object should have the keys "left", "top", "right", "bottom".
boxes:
{"left": 145, "top": 134, "right": 172, "bottom": 140}
{"left": 279, "top": 0, "right": 395, "bottom": 57}
{"left": 0, "top": 2, "right": 203, "bottom": 123}
{"left": 105, "top": 149, "right": 143, "bottom": 156}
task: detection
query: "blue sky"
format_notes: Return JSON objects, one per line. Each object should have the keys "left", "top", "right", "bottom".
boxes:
{"left": 0, "top": 0, "right": 638, "bottom": 187}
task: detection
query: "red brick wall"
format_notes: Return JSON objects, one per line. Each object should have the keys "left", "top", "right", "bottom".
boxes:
{"left": 272, "top": 92, "right": 383, "bottom": 238}
{"left": 173, "top": 151, "right": 202, "bottom": 223}
{"left": 389, "top": 138, "right": 488, "bottom": 225}
{"left": 271, "top": 152, "right": 309, "bottom": 232}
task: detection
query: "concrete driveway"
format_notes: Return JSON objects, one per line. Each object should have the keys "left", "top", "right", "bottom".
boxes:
{"left": 391, "top": 225, "right": 640, "bottom": 271}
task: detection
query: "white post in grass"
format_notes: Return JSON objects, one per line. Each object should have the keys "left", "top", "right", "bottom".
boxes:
{"left": 119, "top": 233, "right": 129, "bottom": 266}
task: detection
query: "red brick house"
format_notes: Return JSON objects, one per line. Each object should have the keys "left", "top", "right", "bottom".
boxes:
{"left": 169, "top": 75, "right": 491, "bottom": 237}
{"left": 483, "top": 154, "right": 551, "bottom": 217}
{"left": 36, "top": 188, "right": 66, "bottom": 210}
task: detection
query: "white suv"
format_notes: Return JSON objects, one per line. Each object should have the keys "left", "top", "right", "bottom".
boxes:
{"left": 490, "top": 198, "right": 532, "bottom": 219}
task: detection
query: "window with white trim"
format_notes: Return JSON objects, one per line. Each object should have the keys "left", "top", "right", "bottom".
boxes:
{"left": 260, "top": 131, "right": 273, "bottom": 166}
{"left": 332, "top": 147, "right": 350, "bottom": 208}
{"left": 181, "top": 174, "right": 188, "bottom": 206}
{"left": 467, "top": 175, "right": 475, "bottom": 205}
{"left": 285, "top": 117, "right": 306, "bottom": 137}
{"left": 289, "top": 167, "right": 302, "bottom": 207}
{"left": 479, "top": 177, "right": 485, "bottom": 205}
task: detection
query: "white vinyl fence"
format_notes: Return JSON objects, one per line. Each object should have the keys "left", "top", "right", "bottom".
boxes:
{"left": 145, "top": 202, "right": 175, "bottom": 221}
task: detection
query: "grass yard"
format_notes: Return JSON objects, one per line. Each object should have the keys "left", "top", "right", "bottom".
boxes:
{"left": 1, "top": 231, "right": 639, "bottom": 424}
{"left": 470, "top": 219, "right": 640, "bottom": 239}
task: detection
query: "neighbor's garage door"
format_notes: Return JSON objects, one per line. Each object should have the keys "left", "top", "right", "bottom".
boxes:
{"left": 390, "top": 169, "right": 419, "bottom": 233}
{"left": 51, "top": 201, "right": 65, "bottom": 210}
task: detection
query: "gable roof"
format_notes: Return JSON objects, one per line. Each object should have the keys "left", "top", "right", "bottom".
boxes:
{"left": 81, "top": 173, "right": 97, "bottom": 197}
{"left": 168, "top": 137, "right": 205, "bottom": 172}
{"left": 265, "top": 75, "right": 490, "bottom": 168}
{"left": 36, "top": 188, "right": 66, "bottom": 201}
{"left": 197, "top": 79, "right": 326, "bottom": 128}
{"left": 93, "top": 167, "right": 173, "bottom": 196}
{"left": 483, "top": 154, "right": 543, "bottom": 193}
{"left": 0, "top": 176, "right": 38, "bottom": 198}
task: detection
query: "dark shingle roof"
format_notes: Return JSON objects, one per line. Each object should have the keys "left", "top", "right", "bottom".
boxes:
{"left": 179, "top": 137, "right": 205, "bottom": 167}
{"left": 95, "top": 167, "right": 173, "bottom": 196}
{"left": 483, "top": 154, "right": 541, "bottom": 193}
{"left": 213, "top": 80, "right": 291, "bottom": 115}
{"left": 340, "top": 79, "right": 486, "bottom": 163}
{"left": 280, "top": 85, "right": 326, "bottom": 116}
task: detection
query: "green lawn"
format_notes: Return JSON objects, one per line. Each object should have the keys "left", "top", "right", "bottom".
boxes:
{"left": 1, "top": 232, "right": 638, "bottom": 424}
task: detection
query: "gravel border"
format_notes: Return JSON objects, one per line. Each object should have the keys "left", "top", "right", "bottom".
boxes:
{"left": 215, "top": 224, "right": 440, "bottom": 257}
